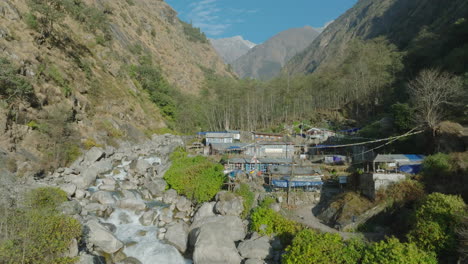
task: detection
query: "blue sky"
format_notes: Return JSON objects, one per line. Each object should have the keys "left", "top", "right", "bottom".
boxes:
{"left": 165, "top": 0, "right": 357, "bottom": 44}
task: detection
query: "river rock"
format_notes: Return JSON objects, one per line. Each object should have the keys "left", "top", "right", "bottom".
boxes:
{"left": 64, "top": 238, "right": 79, "bottom": 258}
{"left": 146, "top": 178, "right": 167, "bottom": 197}
{"left": 117, "top": 197, "right": 146, "bottom": 211}
{"left": 190, "top": 215, "right": 245, "bottom": 246}
{"left": 84, "top": 203, "right": 107, "bottom": 215}
{"left": 159, "top": 207, "right": 173, "bottom": 223}
{"left": 176, "top": 196, "right": 191, "bottom": 212}
{"left": 165, "top": 221, "right": 189, "bottom": 253}
{"left": 192, "top": 202, "right": 215, "bottom": 222}
{"left": 86, "top": 220, "right": 123, "bottom": 254}
{"left": 75, "top": 189, "right": 86, "bottom": 199}
{"left": 72, "top": 168, "right": 97, "bottom": 189}
{"left": 76, "top": 253, "right": 97, "bottom": 264}
{"left": 244, "top": 259, "right": 265, "bottom": 264}
{"left": 117, "top": 257, "right": 143, "bottom": 264}
{"left": 120, "top": 181, "right": 138, "bottom": 190}
{"left": 214, "top": 191, "right": 244, "bottom": 216}
{"left": 163, "top": 189, "right": 178, "bottom": 204}
{"left": 99, "top": 184, "right": 116, "bottom": 191}
{"left": 59, "top": 200, "right": 82, "bottom": 215}
{"left": 91, "top": 191, "right": 116, "bottom": 205}
{"left": 237, "top": 235, "right": 271, "bottom": 260}
{"left": 269, "top": 203, "right": 281, "bottom": 212}
{"left": 139, "top": 210, "right": 157, "bottom": 226}
{"left": 84, "top": 147, "right": 105, "bottom": 164}
{"left": 60, "top": 183, "right": 77, "bottom": 197}
{"left": 192, "top": 224, "right": 242, "bottom": 264}
{"left": 134, "top": 158, "right": 152, "bottom": 175}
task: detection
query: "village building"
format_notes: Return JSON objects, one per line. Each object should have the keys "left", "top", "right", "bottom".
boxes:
{"left": 267, "top": 165, "right": 324, "bottom": 191}
{"left": 245, "top": 142, "right": 295, "bottom": 158}
{"left": 252, "top": 132, "right": 284, "bottom": 142}
{"left": 207, "top": 143, "right": 249, "bottom": 155}
{"left": 205, "top": 132, "right": 234, "bottom": 145}
{"left": 358, "top": 154, "right": 425, "bottom": 199}
{"left": 358, "top": 173, "right": 406, "bottom": 200}
{"left": 372, "top": 154, "right": 425, "bottom": 174}
{"left": 225, "top": 157, "right": 293, "bottom": 174}
{"left": 306, "top": 128, "right": 336, "bottom": 141}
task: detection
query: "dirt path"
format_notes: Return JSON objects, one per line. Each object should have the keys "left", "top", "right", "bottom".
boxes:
{"left": 283, "top": 204, "right": 384, "bottom": 241}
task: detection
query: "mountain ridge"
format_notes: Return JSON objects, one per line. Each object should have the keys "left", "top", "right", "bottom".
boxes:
{"left": 231, "top": 26, "right": 320, "bottom": 80}
{"left": 210, "top": 35, "right": 256, "bottom": 64}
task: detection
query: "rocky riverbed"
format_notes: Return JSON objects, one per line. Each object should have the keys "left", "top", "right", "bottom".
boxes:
{"left": 31, "top": 134, "right": 278, "bottom": 264}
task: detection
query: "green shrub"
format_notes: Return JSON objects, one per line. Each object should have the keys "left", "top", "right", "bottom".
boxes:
{"left": 164, "top": 149, "right": 225, "bottom": 203}
{"left": 129, "top": 63, "right": 178, "bottom": 120}
{"left": 362, "top": 237, "right": 437, "bottom": 264}
{"left": 0, "top": 57, "right": 36, "bottom": 106}
{"left": 27, "top": 187, "right": 68, "bottom": 210}
{"left": 407, "top": 193, "right": 466, "bottom": 256}
{"left": 83, "top": 138, "right": 103, "bottom": 150}
{"left": 250, "top": 205, "right": 301, "bottom": 244}
{"left": 235, "top": 183, "right": 255, "bottom": 219}
{"left": 391, "top": 103, "right": 414, "bottom": 132}
{"left": 64, "top": 143, "right": 82, "bottom": 165}
{"left": 24, "top": 13, "right": 39, "bottom": 30}
{"left": 0, "top": 208, "right": 81, "bottom": 264}
{"left": 283, "top": 229, "right": 364, "bottom": 264}
{"left": 422, "top": 153, "right": 452, "bottom": 181}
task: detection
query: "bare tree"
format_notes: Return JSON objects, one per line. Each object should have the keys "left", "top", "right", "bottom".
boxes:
{"left": 408, "top": 69, "right": 463, "bottom": 134}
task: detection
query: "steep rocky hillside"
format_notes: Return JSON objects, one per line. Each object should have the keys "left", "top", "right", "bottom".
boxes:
{"left": 0, "top": 0, "right": 232, "bottom": 177}
{"left": 287, "top": 0, "right": 468, "bottom": 74}
{"left": 232, "top": 26, "right": 319, "bottom": 80}
{"left": 210, "top": 36, "right": 256, "bottom": 64}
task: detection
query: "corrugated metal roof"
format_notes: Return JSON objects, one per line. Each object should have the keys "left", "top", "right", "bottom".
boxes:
{"left": 374, "top": 154, "right": 425, "bottom": 163}
{"left": 206, "top": 133, "right": 233, "bottom": 138}
{"left": 211, "top": 143, "right": 248, "bottom": 151}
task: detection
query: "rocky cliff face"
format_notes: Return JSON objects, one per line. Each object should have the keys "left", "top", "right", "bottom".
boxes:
{"left": 0, "top": 0, "right": 232, "bottom": 176}
{"left": 210, "top": 36, "right": 256, "bottom": 64}
{"left": 287, "top": 0, "right": 468, "bottom": 74}
{"left": 231, "top": 26, "right": 319, "bottom": 80}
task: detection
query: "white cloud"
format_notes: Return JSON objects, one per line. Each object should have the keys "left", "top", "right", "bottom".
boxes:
{"left": 184, "top": 0, "right": 256, "bottom": 36}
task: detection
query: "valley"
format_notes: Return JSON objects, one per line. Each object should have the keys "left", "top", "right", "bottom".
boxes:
{"left": 0, "top": 0, "right": 467, "bottom": 263}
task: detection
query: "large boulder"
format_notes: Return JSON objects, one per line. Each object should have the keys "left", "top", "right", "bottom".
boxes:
{"left": 86, "top": 220, "right": 123, "bottom": 254}
{"left": 237, "top": 235, "right": 271, "bottom": 260}
{"left": 84, "top": 147, "right": 105, "bottom": 164}
{"left": 244, "top": 259, "right": 265, "bottom": 264}
{"left": 192, "top": 224, "right": 242, "bottom": 264}
{"left": 145, "top": 179, "right": 167, "bottom": 197}
{"left": 91, "top": 191, "right": 116, "bottom": 205}
{"left": 176, "top": 196, "right": 192, "bottom": 212}
{"left": 58, "top": 201, "right": 82, "bottom": 216}
{"left": 163, "top": 189, "right": 178, "bottom": 204}
{"left": 139, "top": 210, "right": 158, "bottom": 226}
{"left": 190, "top": 215, "right": 245, "bottom": 246}
{"left": 60, "top": 183, "right": 77, "bottom": 197}
{"left": 116, "top": 198, "right": 146, "bottom": 211}
{"left": 192, "top": 202, "right": 215, "bottom": 223}
{"left": 134, "top": 158, "right": 152, "bottom": 175}
{"left": 72, "top": 168, "right": 98, "bottom": 189}
{"left": 165, "top": 221, "right": 189, "bottom": 253}
{"left": 214, "top": 191, "right": 244, "bottom": 216}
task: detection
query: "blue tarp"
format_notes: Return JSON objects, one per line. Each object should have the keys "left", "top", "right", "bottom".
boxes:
{"left": 404, "top": 154, "right": 425, "bottom": 162}
{"left": 399, "top": 164, "right": 422, "bottom": 174}
{"left": 272, "top": 180, "right": 323, "bottom": 188}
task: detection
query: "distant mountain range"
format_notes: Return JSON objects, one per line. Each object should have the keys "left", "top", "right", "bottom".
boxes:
{"left": 231, "top": 26, "right": 320, "bottom": 80}
{"left": 210, "top": 36, "right": 256, "bottom": 64}
{"left": 286, "top": 0, "right": 468, "bottom": 75}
